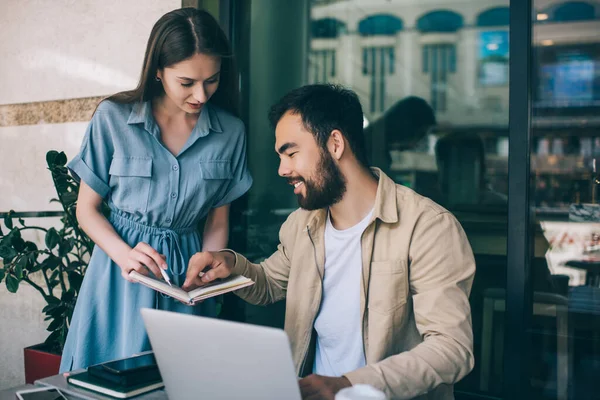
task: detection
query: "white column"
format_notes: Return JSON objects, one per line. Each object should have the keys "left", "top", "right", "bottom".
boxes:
{"left": 400, "top": 31, "right": 417, "bottom": 98}
{"left": 461, "top": 28, "right": 479, "bottom": 112}
{"left": 340, "top": 34, "right": 356, "bottom": 86}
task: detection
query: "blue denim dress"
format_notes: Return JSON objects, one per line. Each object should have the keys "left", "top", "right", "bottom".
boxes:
{"left": 59, "top": 100, "right": 252, "bottom": 372}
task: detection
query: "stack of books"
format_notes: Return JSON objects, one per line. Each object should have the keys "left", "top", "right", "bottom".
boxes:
{"left": 66, "top": 352, "right": 164, "bottom": 399}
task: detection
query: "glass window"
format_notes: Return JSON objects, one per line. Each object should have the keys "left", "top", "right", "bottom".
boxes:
{"left": 309, "top": 49, "right": 336, "bottom": 82}
{"left": 530, "top": 0, "right": 600, "bottom": 398}
{"left": 308, "top": 2, "right": 511, "bottom": 397}
{"left": 477, "top": 7, "right": 511, "bottom": 27}
{"left": 416, "top": 10, "right": 464, "bottom": 33}
{"left": 357, "top": 14, "right": 403, "bottom": 36}
{"left": 311, "top": 17, "right": 347, "bottom": 38}
{"left": 231, "top": 1, "right": 511, "bottom": 397}
{"left": 552, "top": 1, "right": 596, "bottom": 22}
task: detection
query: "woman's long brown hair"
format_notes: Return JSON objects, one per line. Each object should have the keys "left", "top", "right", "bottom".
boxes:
{"left": 105, "top": 8, "right": 238, "bottom": 117}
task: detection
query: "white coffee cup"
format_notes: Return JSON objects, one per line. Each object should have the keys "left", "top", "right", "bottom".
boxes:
{"left": 335, "top": 384, "right": 387, "bottom": 400}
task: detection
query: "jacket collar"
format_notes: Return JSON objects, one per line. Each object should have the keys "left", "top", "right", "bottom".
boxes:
{"left": 371, "top": 167, "right": 399, "bottom": 224}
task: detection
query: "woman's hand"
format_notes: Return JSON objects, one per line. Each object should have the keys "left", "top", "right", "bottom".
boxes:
{"left": 120, "top": 242, "right": 167, "bottom": 282}
{"left": 75, "top": 182, "right": 168, "bottom": 283}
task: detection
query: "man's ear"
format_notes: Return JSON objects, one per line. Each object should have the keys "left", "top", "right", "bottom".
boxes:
{"left": 328, "top": 130, "right": 346, "bottom": 160}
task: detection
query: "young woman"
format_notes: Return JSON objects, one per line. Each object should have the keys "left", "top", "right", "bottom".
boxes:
{"left": 60, "top": 8, "right": 252, "bottom": 372}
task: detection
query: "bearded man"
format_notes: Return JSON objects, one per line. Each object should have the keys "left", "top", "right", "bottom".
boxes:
{"left": 185, "top": 84, "right": 476, "bottom": 400}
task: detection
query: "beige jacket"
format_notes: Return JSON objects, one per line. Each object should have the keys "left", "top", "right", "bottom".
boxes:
{"left": 229, "top": 169, "right": 476, "bottom": 399}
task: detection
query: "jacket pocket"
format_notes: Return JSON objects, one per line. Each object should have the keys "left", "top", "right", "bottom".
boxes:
{"left": 368, "top": 260, "right": 408, "bottom": 314}
{"left": 108, "top": 157, "right": 153, "bottom": 213}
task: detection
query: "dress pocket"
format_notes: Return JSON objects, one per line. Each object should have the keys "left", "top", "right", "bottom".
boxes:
{"left": 368, "top": 260, "right": 409, "bottom": 314}
{"left": 184, "top": 160, "right": 233, "bottom": 212}
{"left": 199, "top": 160, "right": 232, "bottom": 180}
{"left": 108, "top": 157, "right": 153, "bottom": 213}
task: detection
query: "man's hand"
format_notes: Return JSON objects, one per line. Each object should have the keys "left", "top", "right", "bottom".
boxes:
{"left": 183, "top": 251, "right": 235, "bottom": 290}
{"left": 299, "top": 374, "right": 352, "bottom": 400}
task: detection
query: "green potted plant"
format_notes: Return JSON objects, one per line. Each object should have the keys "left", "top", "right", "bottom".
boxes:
{"left": 0, "top": 150, "right": 99, "bottom": 383}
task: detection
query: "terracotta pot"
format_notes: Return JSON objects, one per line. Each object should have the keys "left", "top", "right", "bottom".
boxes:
{"left": 23, "top": 343, "right": 61, "bottom": 384}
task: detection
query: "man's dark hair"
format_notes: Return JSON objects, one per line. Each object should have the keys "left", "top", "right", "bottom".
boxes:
{"left": 268, "top": 84, "right": 369, "bottom": 167}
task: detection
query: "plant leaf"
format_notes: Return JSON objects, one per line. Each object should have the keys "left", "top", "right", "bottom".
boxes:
{"left": 65, "top": 260, "right": 85, "bottom": 271}
{"left": 61, "top": 191, "right": 78, "bottom": 206}
{"left": 58, "top": 240, "right": 73, "bottom": 257}
{"left": 46, "top": 318, "right": 63, "bottom": 332}
{"left": 46, "top": 150, "right": 59, "bottom": 167}
{"left": 3, "top": 212, "right": 13, "bottom": 230}
{"left": 25, "top": 241, "right": 38, "bottom": 252}
{"left": 0, "top": 245, "right": 17, "bottom": 260}
{"left": 0, "top": 268, "right": 5, "bottom": 283}
{"left": 28, "top": 262, "right": 43, "bottom": 273}
{"left": 42, "top": 255, "right": 60, "bottom": 270}
{"left": 56, "top": 152, "right": 68, "bottom": 166}
{"left": 67, "top": 272, "right": 84, "bottom": 292}
{"left": 44, "top": 330, "right": 61, "bottom": 347}
{"left": 11, "top": 236, "right": 26, "bottom": 252}
{"left": 49, "top": 270, "right": 60, "bottom": 282}
{"left": 45, "top": 228, "right": 60, "bottom": 250}
{"left": 6, "top": 275, "right": 19, "bottom": 293}
{"left": 42, "top": 303, "right": 59, "bottom": 314}
{"left": 61, "top": 290, "right": 75, "bottom": 304}
{"left": 14, "top": 257, "right": 27, "bottom": 279}
{"left": 47, "top": 305, "right": 66, "bottom": 318}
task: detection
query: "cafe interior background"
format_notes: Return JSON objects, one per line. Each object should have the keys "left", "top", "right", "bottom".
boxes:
{"left": 1, "top": 0, "right": 599, "bottom": 399}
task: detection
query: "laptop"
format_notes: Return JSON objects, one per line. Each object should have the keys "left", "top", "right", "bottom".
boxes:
{"left": 141, "top": 308, "right": 302, "bottom": 400}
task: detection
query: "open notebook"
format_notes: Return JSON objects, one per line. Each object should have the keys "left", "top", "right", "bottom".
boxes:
{"left": 129, "top": 271, "right": 254, "bottom": 305}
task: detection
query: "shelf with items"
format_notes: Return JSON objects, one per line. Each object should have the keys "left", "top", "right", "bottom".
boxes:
{"left": 388, "top": 151, "right": 436, "bottom": 172}
{"left": 389, "top": 152, "right": 598, "bottom": 211}
{"left": 389, "top": 152, "right": 599, "bottom": 179}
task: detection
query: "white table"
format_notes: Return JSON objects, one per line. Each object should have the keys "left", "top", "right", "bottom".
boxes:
{"left": 2, "top": 374, "right": 168, "bottom": 400}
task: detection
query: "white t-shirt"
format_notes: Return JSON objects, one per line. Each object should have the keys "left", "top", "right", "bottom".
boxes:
{"left": 313, "top": 208, "right": 374, "bottom": 377}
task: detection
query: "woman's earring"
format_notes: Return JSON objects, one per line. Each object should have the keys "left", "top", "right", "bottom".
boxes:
{"left": 155, "top": 76, "right": 161, "bottom": 82}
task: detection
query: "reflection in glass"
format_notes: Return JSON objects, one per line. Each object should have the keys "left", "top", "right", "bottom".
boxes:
{"left": 307, "top": 0, "right": 510, "bottom": 397}
{"left": 532, "top": 1, "right": 600, "bottom": 399}
{"left": 232, "top": 0, "right": 600, "bottom": 397}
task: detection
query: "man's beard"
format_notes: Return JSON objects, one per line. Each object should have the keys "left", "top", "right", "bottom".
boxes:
{"left": 295, "top": 150, "right": 346, "bottom": 211}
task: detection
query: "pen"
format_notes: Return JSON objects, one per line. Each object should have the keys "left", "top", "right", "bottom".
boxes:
{"left": 160, "top": 268, "right": 173, "bottom": 287}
